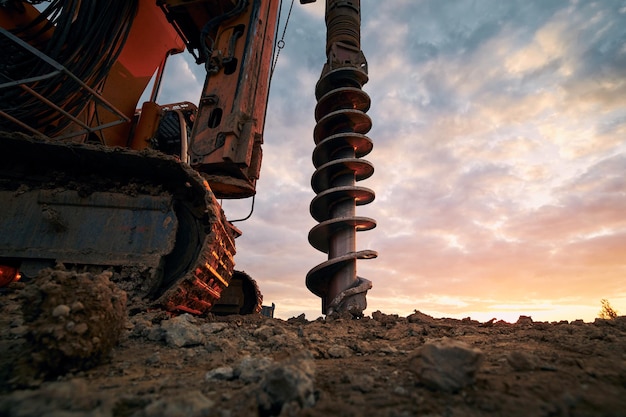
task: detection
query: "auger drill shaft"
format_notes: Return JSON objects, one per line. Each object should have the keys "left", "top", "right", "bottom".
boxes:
{"left": 304, "top": 0, "right": 377, "bottom": 317}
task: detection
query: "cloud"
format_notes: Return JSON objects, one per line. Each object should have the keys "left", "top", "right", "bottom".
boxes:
{"left": 155, "top": 1, "right": 626, "bottom": 322}
{"left": 157, "top": 55, "right": 202, "bottom": 104}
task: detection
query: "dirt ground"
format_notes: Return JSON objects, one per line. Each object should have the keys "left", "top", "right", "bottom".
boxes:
{"left": 1, "top": 271, "right": 625, "bottom": 417}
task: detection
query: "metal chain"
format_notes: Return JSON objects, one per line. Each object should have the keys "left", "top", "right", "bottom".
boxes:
{"left": 236, "top": 0, "right": 294, "bottom": 225}
{"left": 270, "top": 0, "right": 295, "bottom": 83}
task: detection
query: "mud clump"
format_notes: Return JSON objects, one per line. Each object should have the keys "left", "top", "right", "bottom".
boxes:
{"left": 20, "top": 267, "right": 126, "bottom": 377}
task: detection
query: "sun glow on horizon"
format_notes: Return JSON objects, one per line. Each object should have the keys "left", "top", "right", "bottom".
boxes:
{"left": 150, "top": 1, "right": 626, "bottom": 322}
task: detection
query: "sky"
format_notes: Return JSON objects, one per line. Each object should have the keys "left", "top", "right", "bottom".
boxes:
{"left": 155, "top": 0, "right": 626, "bottom": 323}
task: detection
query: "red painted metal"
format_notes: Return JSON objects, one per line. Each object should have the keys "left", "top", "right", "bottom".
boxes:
{"left": 0, "top": 265, "right": 19, "bottom": 287}
{"left": 185, "top": 0, "right": 280, "bottom": 198}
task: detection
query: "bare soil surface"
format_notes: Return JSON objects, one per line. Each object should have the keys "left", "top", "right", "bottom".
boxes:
{"left": 1, "top": 271, "right": 625, "bottom": 417}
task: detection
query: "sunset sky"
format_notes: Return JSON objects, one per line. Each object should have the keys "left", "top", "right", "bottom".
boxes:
{"left": 157, "top": 0, "right": 626, "bottom": 322}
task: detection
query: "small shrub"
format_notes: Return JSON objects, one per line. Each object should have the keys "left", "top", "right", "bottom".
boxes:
{"left": 599, "top": 299, "right": 618, "bottom": 320}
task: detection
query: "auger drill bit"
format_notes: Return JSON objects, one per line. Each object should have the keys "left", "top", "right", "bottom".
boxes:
{"left": 303, "top": 0, "right": 377, "bottom": 317}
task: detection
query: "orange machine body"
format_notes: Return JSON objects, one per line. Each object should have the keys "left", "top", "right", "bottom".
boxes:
{"left": 0, "top": 0, "right": 279, "bottom": 188}
{"left": 0, "top": 0, "right": 281, "bottom": 297}
{"left": 97, "top": 2, "right": 185, "bottom": 148}
{"left": 167, "top": 0, "right": 280, "bottom": 198}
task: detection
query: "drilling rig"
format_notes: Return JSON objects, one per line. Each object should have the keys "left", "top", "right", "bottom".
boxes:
{"left": 0, "top": 0, "right": 375, "bottom": 317}
{"left": 303, "top": 0, "right": 377, "bottom": 317}
{"left": 0, "top": 0, "right": 279, "bottom": 315}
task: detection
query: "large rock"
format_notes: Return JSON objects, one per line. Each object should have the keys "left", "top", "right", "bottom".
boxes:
{"left": 257, "top": 352, "right": 316, "bottom": 417}
{"left": 236, "top": 355, "right": 274, "bottom": 384}
{"left": 160, "top": 314, "right": 205, "bottom": 347}
{"left": 409, "top": 338, "right": 483, "bottom": 392}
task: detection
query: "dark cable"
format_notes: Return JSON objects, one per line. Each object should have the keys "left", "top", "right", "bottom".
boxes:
{"left": 229, "top": 195, "right": 256, "bottom": 223}
{"left": 0, "top": 0, "right": 138, "bottom": 137}
{"left": 199, "top": 0, "right": 248, "bottom": 70}
{"left": 270, "top": 0, "right": 295, "bottom": 83}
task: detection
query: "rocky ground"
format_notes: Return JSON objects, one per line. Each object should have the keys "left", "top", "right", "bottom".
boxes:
{"left": 1, "top": 269, "right": 626, "bottom": 417}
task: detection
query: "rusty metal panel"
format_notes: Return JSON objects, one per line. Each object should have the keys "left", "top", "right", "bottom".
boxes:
{"left": 0, "top": 190, "right": 177, "bottom": 267}
{"left": 187, "top": 0, "right": 280, "bottom": 198}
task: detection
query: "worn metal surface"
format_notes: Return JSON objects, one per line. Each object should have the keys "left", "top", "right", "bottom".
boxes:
{"left": 306, "top": 0, "right": 376, "bottom": 316}
{"left": 0, "top": 133, "right": 237, "bottom": 315}
{"left": 0, "top": 190, "right": 176, "bottom": 267}
{"left": 179, "top": 0, "right": 280, "bottom": 199}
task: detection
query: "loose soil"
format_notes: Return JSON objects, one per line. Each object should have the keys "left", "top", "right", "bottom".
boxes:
{"left": 1, "top": 272, "right": 625, "bottom": 417}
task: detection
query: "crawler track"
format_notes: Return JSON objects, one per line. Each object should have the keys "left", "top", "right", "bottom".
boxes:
{"left": 0, "top": 132, "right": 237, "bottom": 315}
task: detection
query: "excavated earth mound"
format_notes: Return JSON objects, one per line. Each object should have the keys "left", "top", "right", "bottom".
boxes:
{"left": 1, "top": 282, "right": 625, "bottom": 417}
{"left": 3, "top": 267, "right": 126, "bottom": 382}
